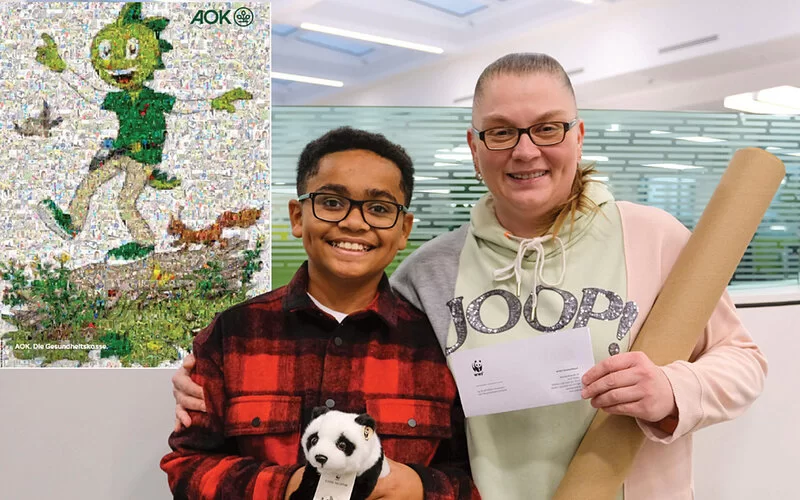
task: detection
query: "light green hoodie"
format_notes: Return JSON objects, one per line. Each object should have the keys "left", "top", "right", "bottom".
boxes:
{"left": 391, "top": 181, "right": 766, "bottom": 499}
{"left": 448, "top": 182, "right": 631, "bottom": 498}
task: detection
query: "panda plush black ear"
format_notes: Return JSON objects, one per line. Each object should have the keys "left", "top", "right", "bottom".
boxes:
{"left": 355, "top": 413, "right": 376, "bottom": 430}
{"left": 311, "top": 406, "right": 330, "bottom": 420}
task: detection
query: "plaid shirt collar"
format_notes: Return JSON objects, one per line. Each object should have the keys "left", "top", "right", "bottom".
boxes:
{"left": 283, "top": 261, "right": 399, "bottom": 329}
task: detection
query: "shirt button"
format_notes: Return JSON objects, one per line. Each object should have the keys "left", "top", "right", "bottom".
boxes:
{"left": 407, "top": 418, "right": 417, "bottom": 428}
{"left": 334, "top": 337, "right": 343, "bottom": 346}
{"left": 251, "top": 417, "right": 261, "bottom": 427}
{"left": 325, "top": 399, "right": 335, "bottom": 409}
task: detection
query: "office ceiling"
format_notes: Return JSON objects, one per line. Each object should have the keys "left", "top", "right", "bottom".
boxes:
{"left": 271, "top": 0, "right": 609, "bottom": 105}
{"left": 270, "top": 0, "right": 800, "bottom": 112}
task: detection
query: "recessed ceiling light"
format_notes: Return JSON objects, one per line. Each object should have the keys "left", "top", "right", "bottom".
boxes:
{"left": 413, "top": 176, "right": 439, "bottom": 180}
{"left": 650, "top": 130, "right": 670, "bottom": 135}
{"left": 582, "top": 155, "right": 609, "bottom": 162}
{"left": 787, "top": 153, "right": 800, "bottom": 157}
{"left": 770, "top": 225, "right": 787, "bottom": 231}
{"left": 676, "top": 136, "right": 727, "bottom": 143}
{"left": 300, "top": 22, "right": 444, "bottom": 54}
{"left": 643, "top": 163, "right": 703, "bottom": 170}
{"left": 419, "top": 189, "right": 451, "bottom": 194}
{"left": 766, "top": 147, "right": 783, "bottom": 151}
{"left": 724, "top": 92, "right": 800, "bottom": 114}
{"left": 272, "top": 72, "right": 343, "bottom": 87}
{"left": 605, "top": 124, "right": 621, "bottom": 132}
{"left": 755, "top": 86, "right": 800, "bottom": 109}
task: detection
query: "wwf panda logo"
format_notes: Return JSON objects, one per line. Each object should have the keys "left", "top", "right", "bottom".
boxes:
{"left": 472, "top": 359, "right": 483, "bottom": 376}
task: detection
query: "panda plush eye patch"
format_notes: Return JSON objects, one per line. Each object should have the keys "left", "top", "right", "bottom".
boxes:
{"left": 304, "top": 431, "right": 355, "bottom": 456}
{"left": 306, "top": 432, "right": 319, "bottom": 450}
{"left": 336, "top": 434, "right": 355, "bottom": 456}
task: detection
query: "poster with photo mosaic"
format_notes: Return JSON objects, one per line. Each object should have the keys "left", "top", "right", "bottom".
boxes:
{"left": 0, "top": 2, "right": 271, "bottom": 367}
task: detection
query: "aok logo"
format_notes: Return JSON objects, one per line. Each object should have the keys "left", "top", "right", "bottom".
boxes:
{"left": 191, "top": 7, "right": 253, "bottom": 26}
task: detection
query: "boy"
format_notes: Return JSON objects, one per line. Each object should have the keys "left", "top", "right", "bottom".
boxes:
{"left": 160, "top": 128, "right": 478, "bottom": 499}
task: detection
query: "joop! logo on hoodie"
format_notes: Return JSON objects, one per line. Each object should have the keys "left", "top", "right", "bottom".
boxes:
{"left": 446, "top": 285, "right": 638, "bottom": 355}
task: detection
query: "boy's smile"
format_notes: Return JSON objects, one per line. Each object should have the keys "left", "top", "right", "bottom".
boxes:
{"left": 289, "top": 149, "right": 413, "bottom": 311}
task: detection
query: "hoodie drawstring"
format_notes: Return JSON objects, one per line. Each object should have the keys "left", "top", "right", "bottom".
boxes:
{"left": 493, "top": 233, "right": 566, "bottom": 308}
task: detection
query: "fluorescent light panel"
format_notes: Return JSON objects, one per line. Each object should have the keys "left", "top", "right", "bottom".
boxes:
{"left": 724, "top": 89, "right": 800, "bottom": 115}
{"left": 273, "top": 24, "right": 298, "bottom": 36}
{"left": 272, "top": 72, "right": 343, "bottom": 87}
{"left": 582, "top": 155, "right": 609, "bottom": 162}
{"left": 297, "top": 32, "right": 375, "bottom": 57}
{"left": 755, "top": 86, "right": 800, "bottom": 109}
{"left": 300, "top": 22, "right": 444, "bottom": 54}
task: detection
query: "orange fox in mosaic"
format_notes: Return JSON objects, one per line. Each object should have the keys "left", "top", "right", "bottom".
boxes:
{"left": 167, "top": 208, "right": 262, "bottom": 249}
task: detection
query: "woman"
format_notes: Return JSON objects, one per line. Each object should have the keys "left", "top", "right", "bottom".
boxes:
{"left": 174, "top": 53, "right": 766, "bottom": 499}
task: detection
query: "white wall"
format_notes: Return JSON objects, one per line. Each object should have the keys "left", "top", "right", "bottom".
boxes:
{"left": 693, "top": 301, "right": 800, "bottom": 499}
{"left": 0, "top": 369, "right": 175, "bottom": 500}
{"left": 0, "top": 299, "right": 797, "bottom": 499}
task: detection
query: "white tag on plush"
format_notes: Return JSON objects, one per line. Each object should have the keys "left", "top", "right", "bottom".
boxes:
{"left": 313, "top": 470, "right": 357, "bottom": 500}
{"left": 379, "top": 459, "right": 390, "bottom": 478}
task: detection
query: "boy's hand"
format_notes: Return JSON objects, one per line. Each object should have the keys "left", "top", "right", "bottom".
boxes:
{"left": 172, "top": 353, "right": 206, "bottom": 432}
{"left": 367, "top": 458, "right": 423, "bottom": 500}
{"left": 211, "top": 88, "right": 253, "bottom": 113}
{"left": 35, "top": 33, "right": 66, "bottom": 73}
{"left": 284, "top": 467, "right": 304, "bottom": 500}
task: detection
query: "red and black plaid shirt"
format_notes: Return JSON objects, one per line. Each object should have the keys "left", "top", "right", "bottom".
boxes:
{"left": 161, "top": 262, "right": 479, "bottom": 499}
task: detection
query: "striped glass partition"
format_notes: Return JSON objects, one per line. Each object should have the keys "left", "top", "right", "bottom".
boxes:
{"left": 272, "top": 107, "right": 800, "bottom": 288}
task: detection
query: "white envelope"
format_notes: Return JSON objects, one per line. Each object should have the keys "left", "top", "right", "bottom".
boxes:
{"left": 449, "top": 327, "right": 596, "bottom": 417}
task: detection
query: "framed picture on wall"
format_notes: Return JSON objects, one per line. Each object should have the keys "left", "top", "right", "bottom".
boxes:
{"left": 0, "top": 1, "right": 271, "bottom": 368}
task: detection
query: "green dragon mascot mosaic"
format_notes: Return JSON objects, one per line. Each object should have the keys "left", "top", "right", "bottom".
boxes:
{"left": 35, "top": 2, "right": 252, "bottom": 261}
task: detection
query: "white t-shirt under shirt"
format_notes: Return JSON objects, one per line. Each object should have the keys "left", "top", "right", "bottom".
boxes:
{"left": 307, "top": 293, "right": 348, "bottom": 323}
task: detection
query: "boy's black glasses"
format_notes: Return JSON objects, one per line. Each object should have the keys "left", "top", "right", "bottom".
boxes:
{"left": 297, "top": 192, "right": 408, "bottom": 229}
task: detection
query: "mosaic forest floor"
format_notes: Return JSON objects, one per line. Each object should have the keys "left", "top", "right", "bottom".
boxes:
{"left": 1, "top": 237, "right": 263, "bottom": 367}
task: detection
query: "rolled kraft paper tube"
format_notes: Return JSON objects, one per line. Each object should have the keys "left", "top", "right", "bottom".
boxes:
{"left": 553, "top": 148, "right": 786, "bottom": 500}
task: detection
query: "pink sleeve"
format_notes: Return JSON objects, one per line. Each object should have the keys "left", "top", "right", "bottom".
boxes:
{"left": 617, "top": 201, "right": 767, "bottom": 443}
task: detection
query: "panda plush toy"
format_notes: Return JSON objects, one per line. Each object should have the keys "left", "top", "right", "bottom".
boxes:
{"left": 290, "top": 407, "right": 390, "bottom": 500}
